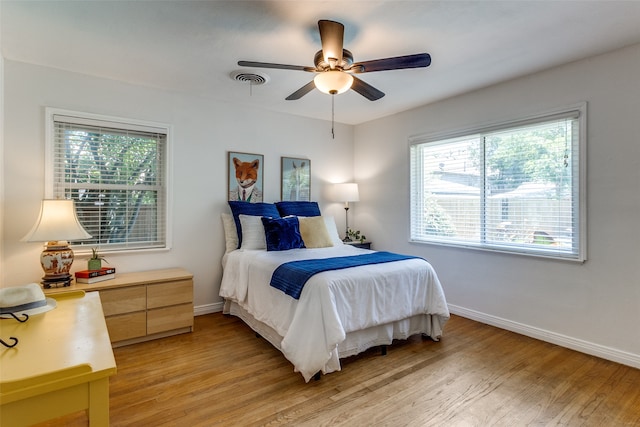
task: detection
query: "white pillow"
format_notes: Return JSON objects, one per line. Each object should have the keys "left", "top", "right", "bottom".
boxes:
{"left": 221, "top": 213, "right": 238, "bottom": 253}
{"left": 239, "top": 214, "right": 266, "bottom": 250}
{"left": 323, "top": 216, "right": 344, "bottom": 246}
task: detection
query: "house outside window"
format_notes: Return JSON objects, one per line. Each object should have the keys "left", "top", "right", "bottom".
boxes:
{"left": 46, "top": 108, "right": 171, "bottom": 253}
{"left": 409, "top": 104, "right": 586, "bottom": 261}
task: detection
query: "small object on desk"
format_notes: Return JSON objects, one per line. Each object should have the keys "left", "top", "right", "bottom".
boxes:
{"left": 346, "top": 241, "right": 371, "bottom": 250}
{"left": 0, "top": 283, "right": 57, "bottom": 319}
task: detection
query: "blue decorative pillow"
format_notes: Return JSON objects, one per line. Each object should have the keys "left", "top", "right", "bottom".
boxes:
{"left": 275, "top": 201, "right": 321, "bottom": 217}
{"left": 261, "top": 216, "right": 306, "bottom": 251}
{"left": 228, "top": 201, "right": 280, "bottom": 248}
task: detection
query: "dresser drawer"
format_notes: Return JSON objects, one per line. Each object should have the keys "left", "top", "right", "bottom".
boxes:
{"left": 147, "top": 303, "right": 193, "bottom": 335}
{"left": 100, "top": 286, "right": 146, "bottom": 316}
{"left": 147, "top": 280, "right": 193, "bottom": 309}
{"left": 105, "top": 311, "right": 147, "bottom": 342}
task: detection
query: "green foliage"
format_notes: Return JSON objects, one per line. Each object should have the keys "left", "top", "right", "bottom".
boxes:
{"left": 347, "top": 229, "right": 366, "bottom": 243}
{"left": 471, "top": 121, "right": 572, "bottom": 195}
{"left": 423, "top": 197, "right": 456, "bottom": 236}
{"left": 90, "top": 247, "right": 108, "bottom": 263}
{"left": 64, "top": 129, "right": 161, "bottom": 245}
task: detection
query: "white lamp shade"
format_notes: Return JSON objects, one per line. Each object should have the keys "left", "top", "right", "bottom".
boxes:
{"left": 333, "top": 183, "right": 360, "bottom": 202}
{"left": 21, "top": 199, "right": 92, "bottom": 242}
{"left": 314, "top": 70, "right": 354, "bottom": 95}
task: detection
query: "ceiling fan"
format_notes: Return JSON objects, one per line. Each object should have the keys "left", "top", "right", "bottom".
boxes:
{"left": 238, "top": 19, "right": 431, "bottom": 101}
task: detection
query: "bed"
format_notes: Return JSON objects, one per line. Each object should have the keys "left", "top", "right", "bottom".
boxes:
{"left": 219, "top": 201, "right": 450, "bottom": 382}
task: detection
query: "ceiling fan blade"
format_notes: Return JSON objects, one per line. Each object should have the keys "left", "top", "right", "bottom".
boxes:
{"left": 285, "top": 81, "right": 316, "bottom": 100}
{"left": 238, "top": 60, "right": 315, "bottom": 72}
{"left": 318, "top": 20, "right": 344, "bottom": 66}
{"left": 351, "top": 76, "right": 385, "bottom": 101}
{"left": 350, "top": 53, "right": 431, "bottom": 73}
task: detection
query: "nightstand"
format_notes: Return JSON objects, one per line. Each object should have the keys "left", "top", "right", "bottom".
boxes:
{"left": 345, "top": 241, "right": 371, "bottom": 249}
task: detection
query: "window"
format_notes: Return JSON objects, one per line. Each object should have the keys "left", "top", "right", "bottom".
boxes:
{"left": 46, "top": 108, "right": 171, "bottom": 253}
{"left": 410, "top": 104, "right": 586, "bottom": 261}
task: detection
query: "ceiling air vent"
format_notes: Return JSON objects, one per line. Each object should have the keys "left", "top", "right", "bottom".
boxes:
{"left": 231, "top": 71, "right": 270, "bottom": 85}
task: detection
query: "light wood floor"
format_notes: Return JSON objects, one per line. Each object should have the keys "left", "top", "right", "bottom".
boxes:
{"left": 38, "top": 313, "right": 640, "bottom": 426}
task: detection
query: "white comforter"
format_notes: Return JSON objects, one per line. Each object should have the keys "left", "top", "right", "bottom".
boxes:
{"left": 219, "top": 245, "right": 449, "bottom": 382}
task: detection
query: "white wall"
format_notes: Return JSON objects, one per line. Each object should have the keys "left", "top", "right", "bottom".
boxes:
{"left": 354, "top": 43, "right": 640, "bottom": 367}
{"left": 3, "top": 43, "right": 639, "bottom": 369}
{"left": 1, "top": 60, "right": 355, "bottom": 312}
{"left": 0, "top": 4, "right": 5, "bottom": 285}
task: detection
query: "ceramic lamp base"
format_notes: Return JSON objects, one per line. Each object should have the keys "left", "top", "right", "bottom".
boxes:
{"left": 40, "top": 241, "right": 74, "bottom": 288}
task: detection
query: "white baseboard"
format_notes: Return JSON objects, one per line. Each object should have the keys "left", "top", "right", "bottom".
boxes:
{"left": 192, "top": 301, "right": 640, "bottom": 369}
{"left": 448, "top": 304, "right": 640, "bottom": 370}
{"left": 194, "top": 301, "right": 224, "bottom": 316}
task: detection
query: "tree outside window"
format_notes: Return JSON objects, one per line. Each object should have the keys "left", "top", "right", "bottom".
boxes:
{"left": 410, "top": 105, "right": 585, "bottom": 260}
{"left": 48, "top": 109, "right": 169, "bottom": 252}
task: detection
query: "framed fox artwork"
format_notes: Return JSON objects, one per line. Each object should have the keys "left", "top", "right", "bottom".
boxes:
{"left": 228, "top": 151, "right": 264, "bottom": 203}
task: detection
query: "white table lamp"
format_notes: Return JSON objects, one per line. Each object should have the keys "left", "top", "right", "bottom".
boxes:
{"left": 333, "top": 183, "right": 359, "bottom": 242}
{"left": 21, "top": 199, "right": 92, "bottom": 288}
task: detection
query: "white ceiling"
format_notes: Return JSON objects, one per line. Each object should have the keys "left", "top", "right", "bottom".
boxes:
{"left": 2, "top": 1, "right": 640, "bottom": 125}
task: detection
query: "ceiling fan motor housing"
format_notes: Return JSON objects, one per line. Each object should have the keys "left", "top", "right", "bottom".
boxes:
{"left": 314, "top": 49, "right": 354, "bottom": 71}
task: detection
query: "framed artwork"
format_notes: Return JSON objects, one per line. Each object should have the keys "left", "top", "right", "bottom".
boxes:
{"left": 228, "top": 151, "right": 264, "bottom": 203}
{"left": 281, "top": 157, "right": 310, "bottom": 201}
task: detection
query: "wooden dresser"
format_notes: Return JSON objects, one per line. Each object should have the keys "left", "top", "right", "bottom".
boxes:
{"left": 44, "top": 268, "right": 194, "bottom": 347}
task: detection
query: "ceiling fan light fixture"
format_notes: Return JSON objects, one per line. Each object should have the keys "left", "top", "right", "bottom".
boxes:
{"left": 239, "top": 20, "right": 428, "bottom": 102}
{"left": 314, "top": 70, "right": 353, "bottom": 95}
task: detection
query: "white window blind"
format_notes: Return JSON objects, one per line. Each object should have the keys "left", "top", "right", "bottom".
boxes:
{"left": 46, "top": 108, "right": 170, "bottom": 252}
{"left": 409, "top": 104, "right": 586, "bottom": 261}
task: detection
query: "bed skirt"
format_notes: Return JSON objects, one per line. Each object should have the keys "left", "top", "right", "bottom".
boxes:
{"left": 223, "top": 299, "right": 443, "bottom": 367}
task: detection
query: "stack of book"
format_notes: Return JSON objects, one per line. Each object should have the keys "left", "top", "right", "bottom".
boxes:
{"left": 75, "top": 267, "right": 116, "bottom": 284}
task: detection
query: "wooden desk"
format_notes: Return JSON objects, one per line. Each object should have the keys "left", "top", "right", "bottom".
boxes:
{"left": 0, "top": 291, "right": 116, "bottom": 426}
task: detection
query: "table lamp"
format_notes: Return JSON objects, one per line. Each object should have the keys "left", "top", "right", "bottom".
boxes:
{"left": 21, "top": 199, "right": 92, "bottom": 288}
{"left": 333, "top": 183, "right": 359, "bottom": 242}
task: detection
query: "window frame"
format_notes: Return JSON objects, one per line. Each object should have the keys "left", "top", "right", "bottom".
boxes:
{"left": 409, "top": 103, "right": 587, "bottom": 262}
{"left": 45, "top": 107, "right": 173, "bottom": 255}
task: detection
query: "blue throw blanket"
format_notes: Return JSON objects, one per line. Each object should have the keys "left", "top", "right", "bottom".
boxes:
{"left": 270, "top": 251, "right": 420, "bottom": 299}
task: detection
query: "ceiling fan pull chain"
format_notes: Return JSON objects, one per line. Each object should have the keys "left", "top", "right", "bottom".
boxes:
{"left": 331, "top": 94, "right": 335, "bottom": 139}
